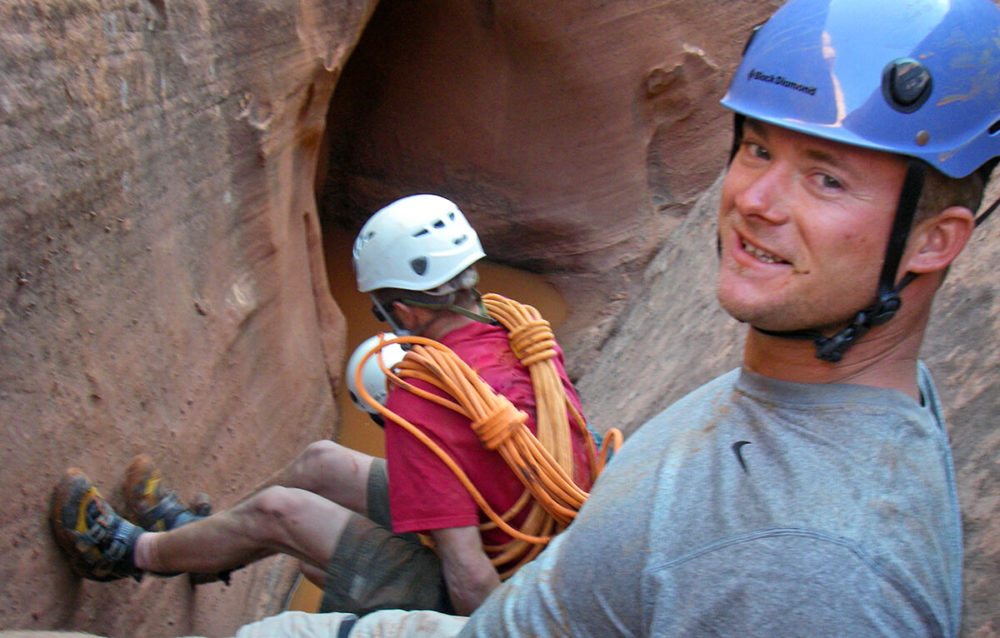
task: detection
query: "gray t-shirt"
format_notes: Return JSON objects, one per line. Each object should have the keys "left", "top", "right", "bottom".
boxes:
{"left": 459, "top": 364, "right": 963, "bottom": 637}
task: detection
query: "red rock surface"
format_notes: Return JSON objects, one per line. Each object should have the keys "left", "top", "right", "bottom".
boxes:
{"left": 1, "top": 0, "right": 997, "bottom": 636}
{"left": 0, "top": 1, "right": 368, "bottom": 635}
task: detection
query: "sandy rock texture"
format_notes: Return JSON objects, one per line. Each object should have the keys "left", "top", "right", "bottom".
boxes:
{"left": 1, "top": 0, "right": 368, "bottom": 635}
{"left": 2, "top": 0, "right": 998, "bottom": 636}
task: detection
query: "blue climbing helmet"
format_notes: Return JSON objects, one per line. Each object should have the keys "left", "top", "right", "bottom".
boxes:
{"left": 721, "top": 0, "right": 1000, "bottom": 179}
{"left": 720, "top": 0, "right": 1000, "bottom": 362}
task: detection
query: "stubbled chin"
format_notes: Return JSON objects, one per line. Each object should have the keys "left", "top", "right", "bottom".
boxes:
{"left": 716, "top": 278, "right": 757, "bottom": 324}
{"left": 715, "top": 267, "right": 790, "bottom": 327}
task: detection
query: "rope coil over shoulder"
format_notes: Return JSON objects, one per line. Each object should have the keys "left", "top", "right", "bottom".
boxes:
{"left": 353, "top": 293, "right": 622, "bottom": 578}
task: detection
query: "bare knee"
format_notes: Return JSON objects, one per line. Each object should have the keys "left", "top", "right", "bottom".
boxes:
{"left": 248, "top": 486, "right": 313, "bottom": 546}
{"left": 295, "top": 440, "right": 372, "bottom": 496}
{"left": 288, "top": 440, "right": 343, "bottom": 491}
{"left": 301, "top": 440, "right": 343, "bottom": 470}
{"left": 299, "top": 440, "right": 353, "bottom": 477}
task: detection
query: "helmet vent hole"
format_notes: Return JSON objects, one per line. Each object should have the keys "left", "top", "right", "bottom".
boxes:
{"left": 412, "top": 229, "right": 429, "bottom": 238}
{"left": 433, "top": 219, "right": 446, "bottom": 229}
{"left": 410, "top": 257, "right": 428, "bottom": 276}
{"left": 454, "top": 234, "right": 467, "bottom": 246}
{"left": 989, "top": 119, "right": 1000, "bottom": 136}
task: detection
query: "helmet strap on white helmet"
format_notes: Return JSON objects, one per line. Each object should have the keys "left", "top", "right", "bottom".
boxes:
{"left": 370, "top": 289, "right": 497, "bottom": 337}
{"left": 370, "top": 297, "right": 410, "bottom": 335}
{"left": 398, "top": 289, "right": 498, "bottom": 327}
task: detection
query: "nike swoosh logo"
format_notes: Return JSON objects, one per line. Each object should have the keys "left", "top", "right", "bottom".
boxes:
{"left": 732, "top": 440, "right": 751, "bottom": 474}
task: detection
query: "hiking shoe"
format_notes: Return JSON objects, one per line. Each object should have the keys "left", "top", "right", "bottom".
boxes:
{"left": 122, "top": 454, "right": 234, "bottom": 585}
{"left": 123, "top": 454, "right": 203, "bottom": 532}
{"left": 50, "top": 468, "right": 144, "bottom": 582}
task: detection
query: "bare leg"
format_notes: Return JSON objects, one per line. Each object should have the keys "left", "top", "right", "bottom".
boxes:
{"left": 137, "top": 485, "right": 354, "bottom": 574}
{"left": 135, "top": 440, "right": 377, "bottom": 575}
{"left": 247, "top": 440, "right": 376, "bottom": 515}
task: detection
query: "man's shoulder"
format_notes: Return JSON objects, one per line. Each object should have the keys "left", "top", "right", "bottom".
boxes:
{"left": 623, "top": 369, "right": 742, "bottom": 446}
{"left": 440, "top": 321, "right": 531, "bottom": 380}
{"left": 440, "top": 320, "right": 507, "bottom": 347}
{"left": 649, "top": 368, "right": 742, "bottom": 418}
{"left": 385, "top": 321, "right": 523, "bottom": 413}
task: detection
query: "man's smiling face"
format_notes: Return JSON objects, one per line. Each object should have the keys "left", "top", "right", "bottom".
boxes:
{"left": 716, "top": 119, "right": 908, "bottom": 334}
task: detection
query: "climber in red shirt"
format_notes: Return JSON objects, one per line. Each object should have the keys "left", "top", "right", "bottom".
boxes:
{"left": 50, "top": 194, "right": 596, "bottom": 616}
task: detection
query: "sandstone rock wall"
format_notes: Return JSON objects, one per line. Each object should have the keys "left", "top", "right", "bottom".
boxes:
{"left": 0, "top": 1, "right": 372, "bottom": 635}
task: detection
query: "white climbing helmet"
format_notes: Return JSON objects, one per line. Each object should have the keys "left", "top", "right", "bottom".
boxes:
{"left": 353, "top": 194, "right": 486, "bottom": 293}
{"left": 346, "top": 333, "right": 407, "bottom": 414}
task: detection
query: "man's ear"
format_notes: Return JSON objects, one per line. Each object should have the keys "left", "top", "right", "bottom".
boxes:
{"left": 903, "top": 206, "right": 976, "bottom": 275}
{"left": 391, "top": 301, "right": 416, "bottom": 328}
{"left": 392, "top": 301, "right": 430, "bottom": 332}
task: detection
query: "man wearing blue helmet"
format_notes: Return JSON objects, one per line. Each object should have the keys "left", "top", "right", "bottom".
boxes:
{"left": 338, "top": 0, "right": 998, "bottom": 635}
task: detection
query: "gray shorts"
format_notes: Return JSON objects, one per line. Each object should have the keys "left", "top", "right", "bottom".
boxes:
{"left": 319, "top": 458, "right": 455, "bottom": 616}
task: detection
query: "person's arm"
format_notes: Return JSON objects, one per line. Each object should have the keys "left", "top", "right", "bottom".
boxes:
{"left": 430, "top": 525, "right": 501, "bottom": 615}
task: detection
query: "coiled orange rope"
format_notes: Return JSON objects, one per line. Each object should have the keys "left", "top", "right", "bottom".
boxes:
{"left": 353, "top": 293, "right": 622, "bottom": 578}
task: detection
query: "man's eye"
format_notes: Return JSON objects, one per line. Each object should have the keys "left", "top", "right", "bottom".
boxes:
{"left": 820, "top": 174, "right": 843, "bottom": 189}
{"left": 744, "top": 142, "right": 769, "bottom": 159}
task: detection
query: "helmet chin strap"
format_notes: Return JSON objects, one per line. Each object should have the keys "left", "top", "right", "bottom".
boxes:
{"left": 371, "top": 290, "right": 498, "bottom": 337}
{"left": 755, "top": 160, "right": 927, "bottom": 362}
{"left": 402, "top": 290, "right": 499, "bottom": 327}
{"left": 370, "top": 297, "right": 410, "bottom": 335}
{"left": 370, "top": 297, "right": 445, "bottom": 336}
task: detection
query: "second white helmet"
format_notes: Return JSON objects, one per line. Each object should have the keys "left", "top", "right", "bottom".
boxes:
{"left": 346, "top": 333, "right": 407, "bottom": 415}
{"left": 353, "top": 194, "right": 486, "bottom": 293}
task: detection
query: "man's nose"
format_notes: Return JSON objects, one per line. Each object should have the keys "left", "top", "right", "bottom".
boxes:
{"left": 733, "top": 165, "right": 791, "bottom": 225}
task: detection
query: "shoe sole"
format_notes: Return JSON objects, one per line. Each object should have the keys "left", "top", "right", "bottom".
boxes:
{"left": 49, "top": 469, "right": 123, "bottom": 582}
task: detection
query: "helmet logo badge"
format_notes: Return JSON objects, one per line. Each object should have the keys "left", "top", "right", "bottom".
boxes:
{"left": 883, "top": 58, "right": 933, "bottom": 113}
{"left": 747, "top": 68, "right": 817, "bottom": 96}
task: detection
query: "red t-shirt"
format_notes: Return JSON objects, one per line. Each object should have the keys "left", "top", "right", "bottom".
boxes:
{"left": 384, "top": 321, "right": 593, "bottom": 556}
